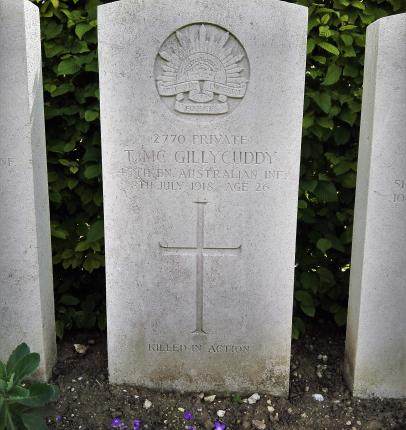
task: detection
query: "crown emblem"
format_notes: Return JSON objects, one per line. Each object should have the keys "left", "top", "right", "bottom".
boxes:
{"left": 155, "top": 24, "right": 249, "bottom": 115}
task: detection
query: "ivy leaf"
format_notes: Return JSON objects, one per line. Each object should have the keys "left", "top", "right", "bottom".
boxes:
{"left": 57, "top": 58, "right": 80, "bottom": 76}
{"left": 84, "top": 164, "right": 101, "bottom": 179}
{"left": 322, "top": 63, "right": 342, "bottom": 85}
{"left": 84, "top": 110, "right": 99, "bottom": 122}
{"left": 75, "top": 23, "right": 93, "bottom": 40}
{"left": 317, "top": 238, "right": 332, "bottom": 254}
{"left": 318, "top": 41, "right": 340, "bottom": 56}
{"left": 60, "top": 295, "right": 80, "bottom": 306}
{"left": 312, "top": 92, "right": 331, "bottom": 113}
{"left": 87, "top": 220, "right": 104, "bottom": 242}
{"left": 313, "top": 181, "right": 338, "bottom": 202}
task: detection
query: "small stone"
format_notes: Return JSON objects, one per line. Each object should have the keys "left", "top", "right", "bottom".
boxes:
{"left": 301, "top": 412, "right": 307, "bottom": 418}
{"left": 198, "top": 393, "right": 205, "bottom": 399}
{"left": 73, "top": 344, "right": 88, "bottom": 354}
{"left": 346, "top": 421, "right": 352, "bottom": 426}
{"left": 312, "top": 393, "right": 324, "bottom": 402}
{"left": 143, "top": 399, "right": 152, "bottom": 409}
{"left": 287, "top": 408, "right": 293, "bottom": 414}
{"left": 178, "top": 407, "right": 185, "bottom": 412}
{"left": 204, "top": 394, "right": 216, "bottom": 403}
{"left": 266, "top": 399, "right": 272, "bottom": 405}
{"left": 216, "top": 410, "right": 225, "bottom": 418}
{"left": 367, "top": 421, "right": 383, "bottom": 430}
{"left": 305, "top": 386, "right": 309, "bottom": 392}
{"left": 316, "top": 371, "right": 323, "bottom": 378}
{"left": 252, "top": 419, "right": 266, "bottom": 430}
{"left": 247, "top": 393, "right": 260, "bottom": 404}
{"left": 267, "top": 405, "right": 275, "bottom": 413}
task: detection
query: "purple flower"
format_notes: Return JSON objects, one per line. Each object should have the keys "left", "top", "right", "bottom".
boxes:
{"left": 133, "top": 418, "right": 141, "bottom": 429}
{"left": 187, "top": 427, "right": 197, "bottom": 430}
{"left": 111, "top": 418, "right": 122, "bottom": 428}
{"left": 183, "top": 410, "right": 194, "bottom": 421}
{"left": 55, "top": 415, "right": 62, "bottom": 423}
{"left": 214, "top": 422, "right": 226, "bottom": 430}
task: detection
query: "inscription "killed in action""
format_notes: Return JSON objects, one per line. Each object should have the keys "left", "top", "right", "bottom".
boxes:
{"left": 147, "top": 343, "right": 250, "bottom": 353}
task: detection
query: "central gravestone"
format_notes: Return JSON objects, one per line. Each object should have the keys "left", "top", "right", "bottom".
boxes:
{"left": 98, "top": 0, "right": 307, "bottom": 395}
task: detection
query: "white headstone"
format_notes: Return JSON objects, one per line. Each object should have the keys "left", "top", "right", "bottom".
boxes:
{"left": 0, "top": 0, "right": 56, "bottom": 380}
{"left": 98, "top": 0, "right": 307, "bottom": 395}
{"left": 345, "top": 13, "right": 406, "bottom": 398}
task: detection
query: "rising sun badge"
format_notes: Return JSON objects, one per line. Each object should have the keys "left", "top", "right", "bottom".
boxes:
{"left": 155, "top": 24, "right": 249, "bottom": 116}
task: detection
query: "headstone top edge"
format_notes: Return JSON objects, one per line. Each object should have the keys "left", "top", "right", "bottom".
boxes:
{"left": 97, "top": 0, "right": 308, "bottom": 15}
{"left": 368, "top": 11, "right": 406, "bottom": 31}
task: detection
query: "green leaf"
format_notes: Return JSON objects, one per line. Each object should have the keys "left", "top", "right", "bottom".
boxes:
{"left": 317, "top": 238, "right": 332, "bottom": 254}
{"left": 87, "top": 220, "right": 104, "bottom": 242}
{"left": 57, "top": 58, "right": 80, "bottom": 76}
{"left": 84, "top": 110, "right": 99, "bottom": 122}
{"left": 60, "top": 294, "right": 80, "bottom": 306}
{"left": 312, "top": 92, "right": 331, "bottom": 114}
{"left": 21, "top": 413, "right": 48, "bottom": 430}
{"left": 75, "top": 23, "right": 93, "bottom": 40}
{"left": 0, "top": 399, "right": 6, "bottom": 429}
{"left": 318, "top": 41, "right": 340, "bottom": 56}
{"left": 84, "top": 164, "right": 101, "bottom": 179}
{"left": 50, "top": 0, "right": 59, "bottom": 8}
{"left": 300, "top": 272, "right": 319, "bottom": 292}
{"left": 334, "top": 307, "right": 347, "bottom": 326}
{"left": 317, "top": 117, "right": 334, "bottom": 129}
{"left": 295, "top": 290, "right": 314, "bottom": 307}
{"left": 7, "top": 385, "right": 29, "bottom": 400}
{"left": 17, "top": 383, "right": 58, "bottom": 407}
{"left": 301, "top": 304, "right": 316, "bottom": 317}
{"left": 322, "top": 63, "right": 342, "bottom": 85}
{"left": 313, "top": 181, "right": 338, "bottom": 202}
{"left": 13, "top": 353, "right": 40, "bottom": 384}
{"left": 0, "top": 362, "right": 6, "bottom": 381}
{"left": 6, "top": 344, "right": 30, "bottom": 377}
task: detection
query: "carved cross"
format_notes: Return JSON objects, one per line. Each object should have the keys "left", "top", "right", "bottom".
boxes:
{"left": 159, "top": 201, "right": 241, "bottom": 334}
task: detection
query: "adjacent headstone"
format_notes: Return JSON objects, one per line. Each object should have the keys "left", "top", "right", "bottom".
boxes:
{"left": 98, "top": 0, "right": 307, "bottom": 395}
{"left": 0, "top": 0, "right": 56, "bottom": 380}
{"left": 345, "top": 13, "right": 406, "bottom": 398}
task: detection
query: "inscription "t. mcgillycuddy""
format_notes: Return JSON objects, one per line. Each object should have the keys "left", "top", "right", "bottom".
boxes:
{"left": 160, "top": 201, "right": 241, "bottom": 335}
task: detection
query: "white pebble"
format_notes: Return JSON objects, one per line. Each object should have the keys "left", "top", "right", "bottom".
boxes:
{"left": 247, "top": 393, "right": 260, "bottom": 404}
{"left": 267, "top": 405, "right": 275, "bottom": 413}
{"left": 204, "top": 394, "right": 216, "bottom": 403}
{"left": 312, "top": 393, "right": 324, "bottom": 402}
{"left": 216, "top": 410, "right": 225, "bottom": 418}
{"left": 143, "top": 399, "right": 152, "bottom": 409}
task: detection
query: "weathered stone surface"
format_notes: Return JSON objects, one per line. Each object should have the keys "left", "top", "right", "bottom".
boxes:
{"left": 0, "top": 0, "right": 56, "bottom": 380}
{"left": 98, "top": 0, "right": 307, "bottom": 395}
{"left": 345, "top": 13, "right": 406, "bottom": 399}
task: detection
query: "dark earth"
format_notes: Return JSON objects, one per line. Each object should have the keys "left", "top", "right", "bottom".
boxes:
{"left": 47, "top": 321, "right": 406, "bottom": 430}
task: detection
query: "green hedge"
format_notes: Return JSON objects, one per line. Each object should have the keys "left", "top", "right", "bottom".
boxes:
{"left": 31, "top": 0, "right": 405, "bottom": 338}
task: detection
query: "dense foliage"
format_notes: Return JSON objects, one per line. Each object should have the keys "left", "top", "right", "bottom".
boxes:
{"left": 31, "top": 0, "right": 405, "bottom": 338}
{"left": 0, "top": 344, "right": 59, "bottom": 430}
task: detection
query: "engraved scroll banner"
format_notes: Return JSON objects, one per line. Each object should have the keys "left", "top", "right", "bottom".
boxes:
{"left": 157, "top": 80, "right": 247, "bottom": 114}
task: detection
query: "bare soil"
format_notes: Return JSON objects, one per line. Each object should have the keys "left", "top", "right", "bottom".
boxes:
{"left": 47, "top": 321, "right": 406, "bottom": 430}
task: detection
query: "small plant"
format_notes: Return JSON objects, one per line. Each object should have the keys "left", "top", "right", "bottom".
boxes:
{"left": 0, "top": 343, "right": 59, "bottom": 430}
